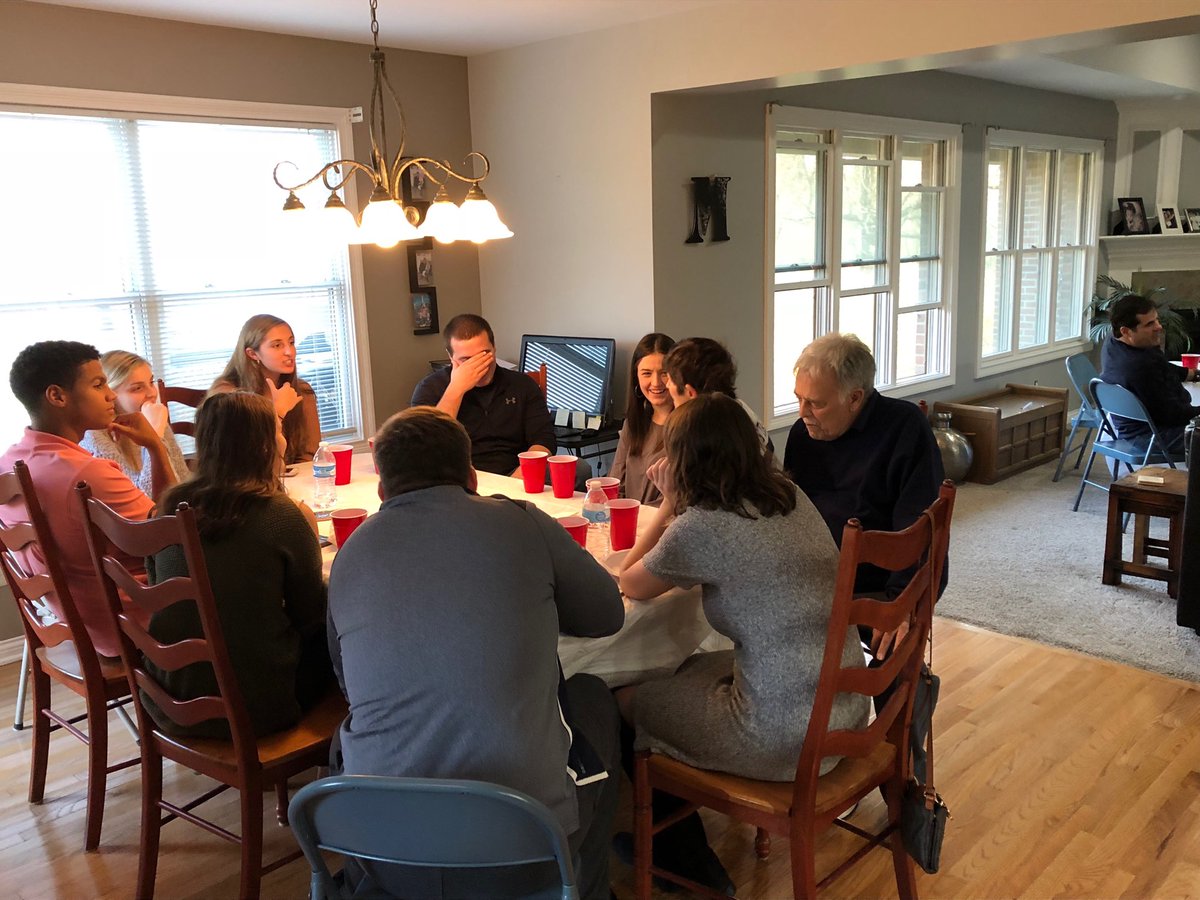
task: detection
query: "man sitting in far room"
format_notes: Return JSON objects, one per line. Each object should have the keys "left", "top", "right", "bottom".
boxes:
{"left": 1099, "top": 293, "right": 1200, "bottom": 447}
{"left": 784, "top": 333, "right": 944, "bottom": 653}
{"left": 0, "top": 341, "right": 177, "bottom": 658}
{"left": 326, "top": 406, "right": 624, "bottom": 899}
{"left": 411, "top": 313, "right": 590, "bottom": 487}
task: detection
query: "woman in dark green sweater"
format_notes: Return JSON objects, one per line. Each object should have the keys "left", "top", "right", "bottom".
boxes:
{"left": 146, "top": 390, "right": 332, "bottom": 738}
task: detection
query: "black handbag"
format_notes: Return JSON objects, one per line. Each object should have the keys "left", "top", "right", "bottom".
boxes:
{"left": 901, "top": 546, "right": 950, "bottom": 874}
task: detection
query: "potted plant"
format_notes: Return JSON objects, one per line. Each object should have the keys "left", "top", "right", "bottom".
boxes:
{"left": 1088, "top": 274, "right": 1192, "bottom": 355}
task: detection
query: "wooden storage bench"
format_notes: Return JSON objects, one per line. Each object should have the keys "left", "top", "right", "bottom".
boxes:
{"left": 933, "top": 384, "right": 1068, "bottom": 484}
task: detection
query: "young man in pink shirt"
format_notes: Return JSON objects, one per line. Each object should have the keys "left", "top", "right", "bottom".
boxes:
{"left": 1, "top": 341, "right": 178, "bottom": 657}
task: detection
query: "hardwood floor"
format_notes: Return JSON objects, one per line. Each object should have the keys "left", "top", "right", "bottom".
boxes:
{"left": 1, "top": 618, "right": 1199, "bottom": 898}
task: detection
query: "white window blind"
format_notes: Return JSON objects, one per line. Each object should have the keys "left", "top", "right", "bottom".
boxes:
{"left": 0, "top": 102, "right": 362, "bottom": 444}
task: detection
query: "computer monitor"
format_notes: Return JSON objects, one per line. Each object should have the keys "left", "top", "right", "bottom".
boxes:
{"left": 519, "top": 334, "right": 616, "bottom": 420}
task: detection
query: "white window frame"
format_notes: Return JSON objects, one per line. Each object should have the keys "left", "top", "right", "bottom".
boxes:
{"left": 0, "top": 82, "right": 376, "bottom": 440}
{"left": 977, "top": 128, "right": 1104, "bottom": 378}
{"left": 765, "top": 105, "right": 962, "bottom": 431}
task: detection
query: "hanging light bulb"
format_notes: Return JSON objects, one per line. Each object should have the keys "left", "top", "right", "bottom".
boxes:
{"left": 359, "top": 184, "right": 419, "bottom": 248}
{"left": 316, "top": 192, "right": 360, "bottom": 243}
{"left": 418, "top": 184, "right": 464, "bottom": 244}
{"left": 458, "top": 183, "right": 514, "bottom": 243}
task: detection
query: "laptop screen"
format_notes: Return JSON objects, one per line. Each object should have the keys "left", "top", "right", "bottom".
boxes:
{"left": 518, "top": 334, "right": 616, "bottom": 419}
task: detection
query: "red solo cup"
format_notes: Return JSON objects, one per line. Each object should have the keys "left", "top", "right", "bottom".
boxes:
{"left": 548, "top": 455, "right": 577, "bottom": 498}
{"left": 558, "top": 515, "right": 589, "bottom": 548}
{"left": 368, "top": 437, "right": 378, "bottom": 474}
{"left": 607, "top": 498, "right": 641, "bottom": 551}
{"left": 518, "top": 451, "right": 549, "bottom": 493}
{"left": 1181, "top": 353, "right": 1200, "bottom": 369}
{"left": 330, "top": 508, "right": 368, "bottom": 548}
{"left": 597, "top": 476, "right": 620, "bottom": 500}
{"left": 329, "top": 443, "right": 354, "bottom": 485}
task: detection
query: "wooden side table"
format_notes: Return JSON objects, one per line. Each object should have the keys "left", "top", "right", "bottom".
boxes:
{"left": 1103, "top": 466, "right": 1188, "bottom": 598}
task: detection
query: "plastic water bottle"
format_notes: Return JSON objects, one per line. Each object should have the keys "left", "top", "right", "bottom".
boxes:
{"left": 311, "top": 441, "right": 336, "bottom": 520}
{"left": 581, "top": 478, "right": 610, "bottom": 555}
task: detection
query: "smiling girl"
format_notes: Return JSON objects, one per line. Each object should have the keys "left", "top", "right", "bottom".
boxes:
{"left": 610, "top": 332, "right": 675, "bottom": 505}
{"left": 210, "top": 314, "right": 321, "bottom": 463}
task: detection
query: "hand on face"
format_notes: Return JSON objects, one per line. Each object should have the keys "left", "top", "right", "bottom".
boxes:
{"left": 645, "top": 456, "right": 675, "bottom": 503}
{"left": 448, "top": 335, "right": 497, "bottom": 392}
{"left": 109, "top": 411, "right": 162, "bottom": 448}
{"left": 268, "top": 379, "right": 302, "bottom": 418}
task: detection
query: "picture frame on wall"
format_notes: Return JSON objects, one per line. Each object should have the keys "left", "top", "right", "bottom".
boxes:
{"left": 407, "top": 237, "right": 434, "bottom": 291}
{"left": 1117, "top": 197, "right": 1149, "bottom": 235}
{"left": 1187, "top": 208, "right": 1200, "bottom": 234}
{"left": 1159, "top": 205, "right": 1182, "bottom": 234}
{"left": 411, "top": 288, "right": 438, "bottom": 335}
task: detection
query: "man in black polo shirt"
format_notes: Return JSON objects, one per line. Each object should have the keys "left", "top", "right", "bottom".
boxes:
{"left": 1099, "top": 293, "right": 1200, "bottom": 447}
{"left": 412, "top": 314, "right": 560, "bottom": 477}
{"left": 784, "top": 333, "right": 945, "bottom": 653}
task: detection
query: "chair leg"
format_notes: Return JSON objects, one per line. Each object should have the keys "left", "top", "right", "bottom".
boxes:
{"left": 1053, "top": 418, "right": 1084, "bottom": 482}
{"left": 83, "top": 694, "right": 108, "bottom": 851}
{"left": 884, "top": 781, "right": 918, "bottom": 900}
{"left": 28, "top": 666, "right": 51, "bottom": 804}
{"left": 137, "top": 750, "right": 164, "bottom": 900}
{"left": 1073, "top": 450, "right": 1099, "bottom": 511}
{"left": 240, "top": 775, "right": 265, "bottom": 900}
{"left": 115, "top": 703, "right": 139, "bottom": 743}
{"left": 788, "top": 826, "right": 818, "bottom": 900}
{"left": 12, "top": 639, "right": 30, "bottom": 731}
{"left": 755, "top": 826, "right": 772, "bottom": 860}
{"left": 1072, "top": 427, "right": 1094, "bottom": 471}
{"left": 633, "top": 754, "right": 654, "bottom": 900}
{"left": 275, "top": 779, "right": 289, "bottom": 826}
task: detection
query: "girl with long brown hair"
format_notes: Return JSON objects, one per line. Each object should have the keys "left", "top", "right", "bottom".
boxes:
{"left": 609, "top": 332, "right": 675, "bottom": 505}
{"left": 210, "top": 314, "right": 320, "bottom": 463}
{"left": 146, "top": 391, "right": 331, "bottom": 739}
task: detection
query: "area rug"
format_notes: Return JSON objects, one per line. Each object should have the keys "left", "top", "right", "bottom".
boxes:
{"left": 937, "top": 458, "right": 1200, "bottom": 682}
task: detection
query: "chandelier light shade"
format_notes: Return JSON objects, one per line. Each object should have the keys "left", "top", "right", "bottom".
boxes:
{"left": 273, "top": 0, "right": 512, "bottom": 249}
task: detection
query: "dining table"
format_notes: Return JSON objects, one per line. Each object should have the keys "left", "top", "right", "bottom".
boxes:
{"left": 288, "top": 450, "right": 730, "bottom": 687}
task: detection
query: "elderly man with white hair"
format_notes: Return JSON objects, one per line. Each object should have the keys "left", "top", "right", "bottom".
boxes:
{"left": 783, "top": 333, "right": 945, "bottom": 618}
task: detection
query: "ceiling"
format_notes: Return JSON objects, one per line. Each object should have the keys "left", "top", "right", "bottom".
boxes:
{"left": 28, "top": 0, "right": 730, "bottom": 56}
{"left": 27, "top": 1, "right": 1200, "bottom": 101}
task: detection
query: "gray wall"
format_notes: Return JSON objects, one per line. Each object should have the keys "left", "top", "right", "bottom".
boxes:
{"left": 651, "top": 70, "right": 1118, "bottom": 443}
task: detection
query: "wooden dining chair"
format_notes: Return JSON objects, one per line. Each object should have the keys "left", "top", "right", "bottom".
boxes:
{"left": 0, "top": 460, "right": 139, "bottom": 851}
{"left": 76, "top": 484, "right": 347, "bottom": 900}
{"left": 633, "top": 482, "right": 956, "bottom": 899}
{"left": 527, "top": 363, "right": 548, "bottom": 398}
{"left": 156, "top": 379, "right": 206, "bottom": 437}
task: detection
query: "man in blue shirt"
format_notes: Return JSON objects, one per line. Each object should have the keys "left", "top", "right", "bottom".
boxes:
{"left": 1099, "top": 293, "right": 1200, "bottom": 446}
{"left": 784, "top": 333, "right": 945, "bottom": 655}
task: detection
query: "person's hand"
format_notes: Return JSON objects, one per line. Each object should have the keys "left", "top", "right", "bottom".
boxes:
{"left": 267, "top": 379, "right": 302, "bottom": 419}
{"left": 869, "top": 619, "right": 911, "bottom": 661}
{"left": 140, "top": 400, "right": 169, "bottom": 437}
{"left": 645, "top": 457, "right": 675, "bottom": 503}
{"left": 448, "top": 351, "right": 494, "bottom": 394}
{"left": 109, "top": 412, "right": 162, "bottom": 449}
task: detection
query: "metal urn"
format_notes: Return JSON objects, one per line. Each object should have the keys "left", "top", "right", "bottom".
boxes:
{"left": 932, "top": 412, "right": 973, "bottom": 483}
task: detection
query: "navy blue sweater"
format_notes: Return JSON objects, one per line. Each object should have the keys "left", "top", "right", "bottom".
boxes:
{"left": 1099, "top": 336, "right": 1199, "bottom": 440}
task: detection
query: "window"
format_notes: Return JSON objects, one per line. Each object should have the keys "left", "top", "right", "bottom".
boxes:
{"left": 767, "top": 106, "right": 960, "bottom": 424}
{"left": 980, "top": 130, "right": 1102, "bottom": 373}
{"left": 0, "top": 85, "right": 369, "bottom": 445}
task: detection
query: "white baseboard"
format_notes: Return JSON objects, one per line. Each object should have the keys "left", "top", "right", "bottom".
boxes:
{"left": 0, "top": 636, "right": 25, "bottom": 667}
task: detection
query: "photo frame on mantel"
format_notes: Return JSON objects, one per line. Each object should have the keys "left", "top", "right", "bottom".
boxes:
{"left": 411, "top": 288, "right": 438, "bottom": 336}
{"left": 1159, "top": 205, "right": 1182, "bottom": 234}
{"left": 1116, "top": 196, "right": 1149, "bottom": 235}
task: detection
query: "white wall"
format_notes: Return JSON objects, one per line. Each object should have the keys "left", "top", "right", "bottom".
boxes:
{"left": 468, "top": 0, "right": 1200, "bottom": 395}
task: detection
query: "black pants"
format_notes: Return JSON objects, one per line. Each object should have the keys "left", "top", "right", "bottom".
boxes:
{"left": 340, "top": 673, "right": 620, "bottom": 900}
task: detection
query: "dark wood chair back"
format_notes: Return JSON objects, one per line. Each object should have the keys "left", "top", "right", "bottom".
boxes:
{"left": 0, "top": 460, "right": 103, "bottom": 681}
{"left": 794, "top": 480, "right": 955, "bottom": 808}
{"left": 76, "top": 485, "right": 256, "bottom": 763}
{"left": 527, "top": 363, "right": 548, "bottom": 398}
{"left": 1179, "top": 427, "right": 1200, "bottom": 632}
{"left": 156, "top": 379, "right": 206, "bottom": 438}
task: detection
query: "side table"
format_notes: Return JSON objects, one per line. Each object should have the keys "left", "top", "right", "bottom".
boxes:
{"left": 1103, "top": 466, "right": 1188, "bottom": 598}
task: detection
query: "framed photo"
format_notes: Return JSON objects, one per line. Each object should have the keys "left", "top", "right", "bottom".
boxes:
{"left": 406, "top": 237, "right": 434, "bottom": 291}
{"left": 401, "top": 158, "right": 433, "bottom": 203}
{"left": 1117, "top": 197, "right": 1149, "bottom": 235}
{"left": 411, "top": 288, "right": 439, "bottom": 336}
{"left": 1159, "top": 205, "right": 1182, "bottom": 234}
{"left": 1187, "top": 208, "right": 1200, "bottom": 234}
